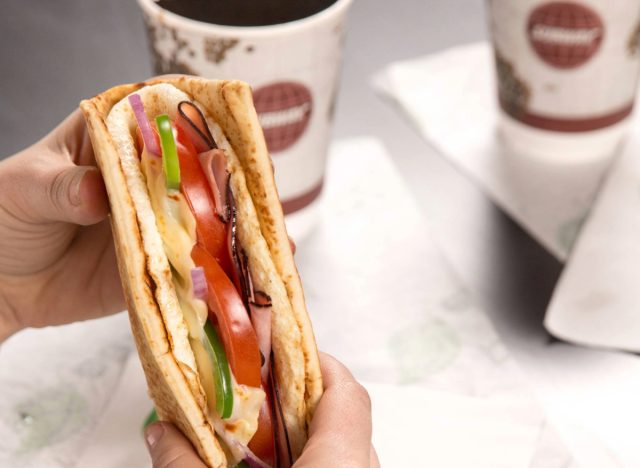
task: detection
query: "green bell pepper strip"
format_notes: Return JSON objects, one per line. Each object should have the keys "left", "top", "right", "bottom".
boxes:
{"left": 142, "top": 407, "right": 158, "bottom": 431}
{"left": 204, "top": 320, "right": 234, "bottom": 419}
{"left": 236, "top": 461, "right": 249, "bottom": 468}
{"left": 155, "top": 114, "right": 181, "bottom": 190}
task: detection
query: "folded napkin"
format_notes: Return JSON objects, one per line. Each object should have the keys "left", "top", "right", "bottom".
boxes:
{"left": 376, "top": 41, "right": 640, "bottom": 351}
{"left": 374, "top": 42, "right": 615, "bottom": 260}
{"left": 545, "top": 129, "right": 640, "bottom": 351}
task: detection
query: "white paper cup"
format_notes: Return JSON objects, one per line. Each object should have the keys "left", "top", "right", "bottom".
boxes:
{"left": 487, "top": 0, "right": 640, "bottom": 161}
{"left": 137, "top": 0, "right": 353, "bottom": 240}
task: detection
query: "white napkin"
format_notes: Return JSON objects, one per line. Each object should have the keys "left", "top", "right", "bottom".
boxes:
{"left": 366, "top": 383, "right": 542, "bottom": 468}
{"left": 73, "top": 353, "right": 151, "bottom": 468}
{"left": 300, "top": 138, "right": 534, "bottom": 395}
{"left": 296, "top": 138, "right": 570, "bottom": 466}
{"left": 67, "top": 359, "right": 547, "bottom": 468}
{"left": 512, "top": 341, "right": 640, "bottom": 468}
{"left": 0, "top": 313, "right": 134, "bottom": 468}
{"left": 374, "top": 42, "right": 615, "bottom": 260}
{"left": 545, "top": 129, "right": 640, "bottom": 351}
{"left": 66, "top": 358, "right": 548, "bottom": 468}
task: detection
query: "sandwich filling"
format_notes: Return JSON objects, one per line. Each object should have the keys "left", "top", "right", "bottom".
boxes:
{"left": 126, "top": 93, "right": 290, "bottom": 467}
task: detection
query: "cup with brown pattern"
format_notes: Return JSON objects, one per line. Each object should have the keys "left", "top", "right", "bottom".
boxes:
{"left": 487, "top": 0, "right": 640, "bottom": 161}
{"left": 136, "top": 0, "right": 353, "bottom": 240}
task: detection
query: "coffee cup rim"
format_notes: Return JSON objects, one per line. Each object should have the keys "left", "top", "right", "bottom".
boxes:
{"left": 137, "top": 0, "right": 353, "bottom": 37}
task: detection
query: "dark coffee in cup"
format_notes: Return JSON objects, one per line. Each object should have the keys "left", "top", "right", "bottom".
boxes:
{"left": 156, "top": 0, "right": 338, "bottom": 26}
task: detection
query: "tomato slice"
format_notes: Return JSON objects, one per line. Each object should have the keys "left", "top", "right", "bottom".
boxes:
{"left": 175, "top": 126, "right": 231, "bottom": 273}
{"left": 191, "top": 244, "right": 261, "bottom": 388}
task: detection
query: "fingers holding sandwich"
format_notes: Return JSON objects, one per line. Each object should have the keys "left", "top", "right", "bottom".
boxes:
{"left": 40, "top": 107, "right": 109, "bottom": 225}
{"left": 295, "top": 353, "right": 379, "bottom": 468}
{"left": 3, "top": 108, "right": 109, "bottom": 227}
{"left": 0, "top": 107, "right": 122, "bottom": 339}
{"left": 143, "top": 354, "right": 378, "bottom": 468}
{"left": 18, "top": 163, "right": 108, "bottom": 226}
{"left": 145, "top": 422, "right": 208, "bottom": 468}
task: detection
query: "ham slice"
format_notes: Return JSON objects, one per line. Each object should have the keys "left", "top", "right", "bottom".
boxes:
{"left": 177, "top": 101, "right": 216, "bottom": 153}
{"left": 250, "top": 292, "right": 272, "bottom": 383}
{"left": 198, "top": 148, "right": 229, "bottom": 222}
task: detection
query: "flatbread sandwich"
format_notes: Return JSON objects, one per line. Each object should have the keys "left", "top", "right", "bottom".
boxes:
{"left": 80, "top": 76, "right": 322, "bottom": 468}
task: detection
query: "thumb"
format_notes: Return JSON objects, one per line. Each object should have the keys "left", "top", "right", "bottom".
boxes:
{"left": 145, "top": 422, "right": 209, "bottom": 468}
{"left": 21, "top": 162, "right": 109, "bottom": 226}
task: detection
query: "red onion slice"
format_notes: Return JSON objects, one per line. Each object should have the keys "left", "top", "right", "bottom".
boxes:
{"left": 229, "top": 442, "right": 270, "bottom": 468}
{"left": 190, "top": 266, "right": 208, "bottom": 300}
{"left": 242, "top": 454, "right": 270, "bottom": 468}
{"left": 198, "top": 149, "right": 229, "bottom": 222}
{"left": 128, "top": 93, "right": 161, "bottom": 156}
{"left": 219, "top": 425, "right": 271, "bottom": 468}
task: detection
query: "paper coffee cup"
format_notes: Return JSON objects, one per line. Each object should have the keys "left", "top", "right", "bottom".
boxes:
{"left": 487, "top": 0, "right": 640, "bottom": 161}
{"left": 137, "top": 0, "right": 353, "bottom": 240}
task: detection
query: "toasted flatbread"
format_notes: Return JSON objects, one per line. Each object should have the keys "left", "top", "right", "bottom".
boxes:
{"left": 80, "top": 76, "right": 322, "bottom": 467}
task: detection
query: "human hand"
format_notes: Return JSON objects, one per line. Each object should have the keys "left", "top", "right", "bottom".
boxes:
{"left": 294, "top": 353, "right": 380, "bottom": 467}
{"left": 0, "top": 108, "right": 124, "bottom": 341}
{"left": 144, "top": 353, "right": 379, "bottom": 467}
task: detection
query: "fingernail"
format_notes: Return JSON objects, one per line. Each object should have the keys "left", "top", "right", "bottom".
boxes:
{"left": 69, "top": 168, "right": 88, "bottom": 207}
{"left": 145, "top": 423, "right": 164, "bottom": 448}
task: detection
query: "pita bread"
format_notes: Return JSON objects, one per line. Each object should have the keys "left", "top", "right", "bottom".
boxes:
{"left": 80, "top": 76, "right": 322, "bottom": 467}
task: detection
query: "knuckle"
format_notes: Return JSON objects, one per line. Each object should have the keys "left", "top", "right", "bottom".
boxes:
{"left": 48, "top": 170, "right": 69, "bottom": 213}
{"left": 338, "top": 380, "right": 372, "bottom": 412}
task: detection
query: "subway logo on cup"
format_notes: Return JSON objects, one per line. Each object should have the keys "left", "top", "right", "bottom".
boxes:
{"left": 253, "top": 81, "right": 313, "bottom": 153}
{"left": 527, "top": 1, "right": 604, "bottom": 68}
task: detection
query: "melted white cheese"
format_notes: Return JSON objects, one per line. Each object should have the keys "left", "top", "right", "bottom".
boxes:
{"left": 140, "top": 146, "right": 263, "bottom": 454}
{"left": 141, "top": 149, "right": 208, "bottom": 335}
